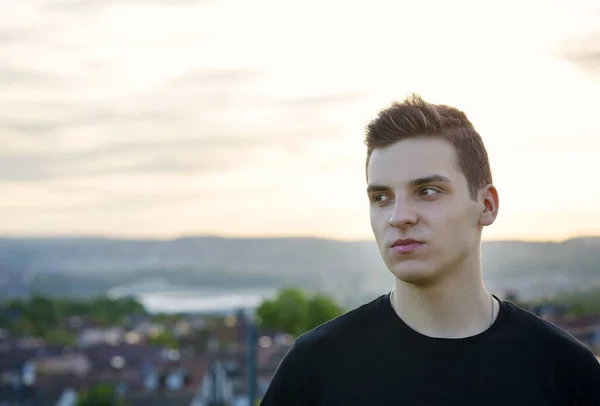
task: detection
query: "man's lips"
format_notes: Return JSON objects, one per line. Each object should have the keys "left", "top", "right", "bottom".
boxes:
{"left": 390, "top": 238, "right": 424, "bottom": 254}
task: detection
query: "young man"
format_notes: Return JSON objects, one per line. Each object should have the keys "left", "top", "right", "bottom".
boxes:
{"left": 260, "top": 94, "right": 600, "bottom": 405}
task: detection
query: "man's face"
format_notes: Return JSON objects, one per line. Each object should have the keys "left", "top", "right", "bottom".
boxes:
{"left": 367, "top": 137, "right": 493, "bottom": 285}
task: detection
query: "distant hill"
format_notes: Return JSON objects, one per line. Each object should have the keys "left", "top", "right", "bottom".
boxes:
{"left": 0, "top": 236, "right": 598, "bottom": 307}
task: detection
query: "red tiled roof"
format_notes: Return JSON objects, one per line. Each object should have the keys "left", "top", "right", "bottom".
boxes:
{"left": 552, "top": 314, "right": 600, "bottom": 332}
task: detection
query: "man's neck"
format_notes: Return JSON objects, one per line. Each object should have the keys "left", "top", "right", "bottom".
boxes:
{"left": 390, "top": 258, "right": 497, "bottom": 339}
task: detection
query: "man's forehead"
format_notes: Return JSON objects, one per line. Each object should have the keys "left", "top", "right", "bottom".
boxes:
{"left": 367, "top": 153, "right": 459, "bottom": 183}
{"left": 367, "top": 138, "right": 461, "bottom": 184}
{"left": 367, "top": 170, "right": 454, "bottom": 186}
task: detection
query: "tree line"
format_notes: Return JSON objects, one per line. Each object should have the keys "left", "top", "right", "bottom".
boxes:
{"left": 256, "top": 287, "right": 345, "bottom": 337}
{"left": 0, "top": 288, "right": 346, "bottom": 345}
{"left": 0, "top": 294, "right": 145, "bottom": 344}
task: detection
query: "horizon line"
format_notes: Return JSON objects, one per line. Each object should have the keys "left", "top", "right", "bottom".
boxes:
{"left": 0, "top": 232, "right": 598, "bottom": 244}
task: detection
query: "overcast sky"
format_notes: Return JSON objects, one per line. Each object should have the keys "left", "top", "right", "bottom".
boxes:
{"left": 1, "top": 0, "right": 599, "bottom": 241}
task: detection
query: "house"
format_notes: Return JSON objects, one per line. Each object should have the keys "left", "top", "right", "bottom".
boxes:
{"left": 55, "top": 387, "right": 78, "bottom": 406}
{"left": 533, "top": 303, "right": 568, "bottom": 322}
{"left": 191, "top": 332, "right": 293, "bottom": 406}
{"left": 65, "top": 316, "right": 88, "bottom": 331}
{"left": 550, "top": 314, "right": 600, "bottom": 354}
{"left": 0, "top": 339, "right": 41, "bottom": 382}
{"left": 129, "top": 320, "right": 166, "bottom": 338}
{"left": 125, "top": 391, "right": 198, "bottom": 406}
{"left": 69, "top": 342, "right": 166, "bottom": 392}
{"left": 123, "top": 355, "right": 209, "bottom": 406}
{"left": 34, "top": 351, "right": 92, "bottom": 377}
{"left": 139, "top": 355, "right": 209, "bottom": 390}
{"left": 81, "top": 342, "right": 165, "bottom": 370}
{"left": 78, "top": 326, "right": 125, "bottom": 347}
{"left": 255, "top": 341, "right": 293, "bottom": 398}
{"left": 0, "top": 340, "right": 83, "bottom": 405}
{"left": 0, "top": 337, "right": 214, "bottom": 405}
{"left": 0, "top": 383, "right": 43, "bottom": 405}
{"left": 193, "top": 358, "right": 236, "bottom": 405}
{"left": 0, "top": 363, "right": 71, "bottom": 406}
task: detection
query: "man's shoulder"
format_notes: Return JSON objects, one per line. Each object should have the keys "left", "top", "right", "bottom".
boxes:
{"left": 503, "top": 301, "right": 598, "bottom": 362}
{"left": 294, "top": 293, "right": 388, "bottom": 349}
{"left": 502, "top": 302, "right": 600, "bottom": 402}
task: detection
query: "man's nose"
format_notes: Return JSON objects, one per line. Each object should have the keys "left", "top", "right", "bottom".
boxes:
{"left": 388, "top": 200, "right": 418, "bottom": 228}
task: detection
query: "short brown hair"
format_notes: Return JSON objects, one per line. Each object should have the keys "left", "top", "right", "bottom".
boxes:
{"left": 364, "top": 93, "right": 492, "bottom": 199}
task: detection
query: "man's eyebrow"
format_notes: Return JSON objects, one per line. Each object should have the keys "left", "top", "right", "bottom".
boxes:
{"left": 366, "top": 175, "right": 451, "bottom": 193}
{"left": 366, "top": 184, "right": 391, "bottom": 194}
{"left": 409, "top": 174, "right": 451, "bottom": 186}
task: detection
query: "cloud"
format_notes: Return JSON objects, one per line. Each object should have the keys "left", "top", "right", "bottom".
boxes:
{"left": 0, "top": 136, "right": 268, "bottom": 181}
{"left": 557, "top": 14, "right": 600, "bottom": 76}
{"left": 0, "top": 0, "right": 368, "bottom": 224}
{"left": 165, "top": 69, "right": 266, "bottom": 89}
{"left": 0, "top": 67, "right": 70, "bottom": 89}
{"left": 0, "top": 28, "right": 34, "bottom": 44}
{"left": 43, "top": 0, "right": 210, "bottom": 12}
{"left": 0, "top": 123, "right": 351, "bottom": 182}
{"left": 1, "top": 106, "right": 173, "bottom": 138}
{"left": 0, "top": 64, "right": 356, "bottom": 181}
{"left": 277, "top": 91, "right": 366, "bottom": 108}
{"left": 0, "top": 154, "right": 198, "bottom": 182}
{"left": 563, "top": 49, "right": 600, "bottom": 76}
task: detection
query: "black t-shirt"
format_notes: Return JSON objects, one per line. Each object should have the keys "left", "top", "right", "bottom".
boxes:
{"left": 260, "top": 293, "right": 600, "bottom": 405}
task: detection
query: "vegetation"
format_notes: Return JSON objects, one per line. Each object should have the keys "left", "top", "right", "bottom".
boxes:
{"left": 1, "top": 282, "right": 597, "bottom": 349}
{"left": 255, "top": 285, "right": 600, "bottom": 341}
{"left": 257, "top": 287, "right": 345, "bottom": 337}
{"left": 77, "top": 384, "right": 129, "bottom": 406}
{"left": 147, "top": 331, "right": 180, "bottom": 349}
{"left": 537, "top": 287, "right": 600, "bottom": 316}
{"left": 0, "top": 294, "right": 146, "bottom": 344}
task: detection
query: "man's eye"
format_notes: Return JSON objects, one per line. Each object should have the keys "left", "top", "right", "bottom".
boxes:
{"left": 374, "top": 194, "right": 390, "bottom": 203}
{"left": 419, "top": 187, "right": 440, "bottom": 196}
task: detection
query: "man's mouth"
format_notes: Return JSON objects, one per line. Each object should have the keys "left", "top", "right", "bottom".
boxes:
{"left": 390, "top": 239, "right": 424, "bottom": 254}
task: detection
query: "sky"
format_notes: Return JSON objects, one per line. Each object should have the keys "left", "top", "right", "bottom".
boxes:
{"left": 1, "top": 0, "right": 599, "bottom": 242}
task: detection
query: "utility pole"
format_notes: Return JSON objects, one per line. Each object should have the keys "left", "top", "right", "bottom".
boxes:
{"left": 246, "top": 308, "right": 257, "bottom": 406}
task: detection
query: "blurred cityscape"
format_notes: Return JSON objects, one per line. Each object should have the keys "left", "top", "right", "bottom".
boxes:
{"left": 0, "top": 236, "right": 599, "bottom": 405}
{"left": 0, "top": 288, "right": 298, "bottom": 406}
{"left": 1, "top": 1, "right": 600, "bottom": 405}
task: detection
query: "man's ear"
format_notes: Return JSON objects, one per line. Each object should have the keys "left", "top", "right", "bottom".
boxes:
{"left": 478, "top": 184, "right": 499, "bottom": 227}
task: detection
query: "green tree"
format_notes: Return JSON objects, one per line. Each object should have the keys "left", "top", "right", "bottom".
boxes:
{"left": 569, "top": 303, "right": 587, "bottom": 317}
{"left": 257, "top": 288, "right": 344, "bottom": 337}
{"left": 4, "top": 298, "right": 25, "bottom": 314}
{"left": 275, "top": 287, "right": 309, "bottom": 336}
{"left": 256, "top": 300, "right": 280, "bottom": 330}
{"left": 44, "top": 328, "right": 76, "bottom": 346}
{"left": 0, "top": 295, "right": 147, "bottom": 342}
{"left": 305, "top": 294, "right": 344, "bottom": 332}
{"left": 148, "top": 332, "right": 179, "bottom": 349}
{"left": 503, "top": 290, "right": 525, "bottom": 308}
{"left": 24, "top": 294, "right": 58, "bottom": 335}
{"left": 77, "top": 384, "right": 129, "bottom": 406}
{"left": 10, "top": 319, "right": 32, "bottom": 336}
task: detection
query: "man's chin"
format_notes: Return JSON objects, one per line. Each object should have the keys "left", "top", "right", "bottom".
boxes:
{"left": 389, "top": 262, "right": 438, "bottom": 285}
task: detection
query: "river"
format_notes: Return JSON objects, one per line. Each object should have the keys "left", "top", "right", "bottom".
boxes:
{"left": 106, "top": 278, "right": 278, "bottom": 314}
